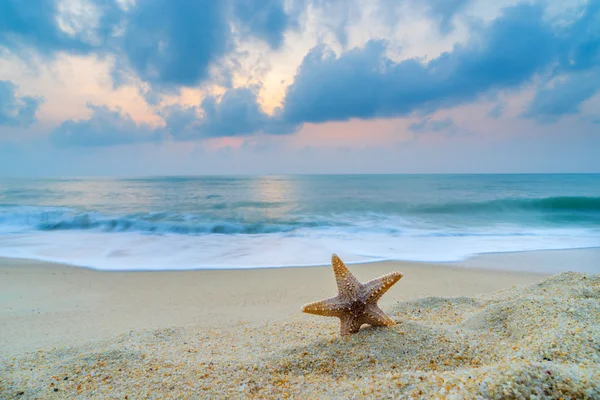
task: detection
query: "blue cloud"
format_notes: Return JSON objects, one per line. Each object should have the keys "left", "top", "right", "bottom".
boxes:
{"left": 304, "top": 0, "right": 358, "bottom": 48}
{"left": 48, "top": 87, "right": 298, "bottom": 147}
{"left": 281, "top": 4, "right": 560, "bottom": 124}
{"left": 522, "top": 1, "right": 600, "bottom": 121}
{"left": 424, "top": 0, "right": 471, "bottom": 34}
{"left": 0, "top": 80, "right": 42, "bottom": 127}
{"left": 488, "top": 102, "right": 504, "bottom": 119}
{"left": 408, "top": 117, "right": 455, "bottom": 133}
{"left": 0, "top": 0, "right": 123, "bottom": 56}
{"left": 6, "top": 0, "right": 599, "bottom": 146}
{"left": 557, "top": 1, "right": 600, "bottom": 73}
{"left": 524, "top": 70, "right": 600, "bottom": 123}
{"left": 162, "top": 88, "right": 297, "bottom": 139}
{"left": 1, "top": 0, "right": 293, "bottom": 90}
{"left": 118, "top": 0, "right": 293, "bottom": 87}
{"left": 118, "top": 0, "right": 231, "bottom": 88}
{"left": 1, "top": 0, "right": 88, "bottom": 54}
{"left": 199, "top": 88, "right": 270, "bottom": 136}
{"left": 51, "top": 104, "right": 164, "bottom": 147}
{"left": 233, "top": 0, "right": 292, "bottom": 49}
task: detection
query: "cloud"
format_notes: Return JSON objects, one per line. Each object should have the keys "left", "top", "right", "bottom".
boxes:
{"left": 524, "top": 70, "right": 600, "bottom": 123}
{"left": 162, "top": 87, "right": 297, "bottom": 140}
{"left": 281, "top": 4, "right": 560, "bottom": 124}
{"left": 522, "top": 1, "right": 600, "bottom": 122}
{"left": 6, "top": 0, "right": 599, "bottom": 148}
{"left": 116, "top": 0, "right": 231, "bottom": 88}
{"left": 49, "top": 87, "right": 298, "bottom": 147}
{"left": 0, "top": 80, "right": 43, "bottom": 127}
{"left": 423, "top": 0, "right": 471, "bottom": 34}
{"left": 1, "top": 0, "right": 475, "bottom": 91}
{"left": 305, "top": 0, "right": 362, "bottom": 48}
{"left": 0, "top": 0, "right": 88, "bottom": 54}
{"left": 51, "top": 104, "right": 164, "bottom": 147}
{"left": 1, "top": 0, "right": 294, "bottom": 90}
{"left": 408, "top": 117, "right": 455, "bottom": 133}
{"left": 232, "top": 0, "right": 293, "bottom": 49}
{"left": 0, "top": 0, "right": 123, "bottom": 56}
{"left": 305, "top": 0, "right": 470, "bottom": 50}
{"left": 117, "top": 0, "right": 294, "bottom": 88}
{"left": 43, "top": 1, "right": 600, "bottom": 146}
{"left": 488, "top": 102, "right": 504, "bottom": 119}
{"left": 369, "top": 0, "right": 472, "bottom": 38}
{"left": 557, "top": 1, "right": 600, "bottom": 73}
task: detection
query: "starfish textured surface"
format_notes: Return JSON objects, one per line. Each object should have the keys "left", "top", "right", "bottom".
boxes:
{"left": 302, "top": 254, "right": 403, "bottom": 336}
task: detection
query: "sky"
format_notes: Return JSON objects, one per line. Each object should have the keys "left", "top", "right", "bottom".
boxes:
{"left": 0, "top": 0, "right": 599, "bottom": 176}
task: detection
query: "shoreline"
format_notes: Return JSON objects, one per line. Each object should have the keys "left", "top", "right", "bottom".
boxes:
{"left": 2, "top": 250, "right": 598, "bottom": 398}
{"left": 1, "top": 245, "right": 599, "bottom": 273}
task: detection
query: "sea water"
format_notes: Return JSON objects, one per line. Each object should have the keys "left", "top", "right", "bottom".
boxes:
{"left": 0, "top": 174, "right": 599, "bottom": 271}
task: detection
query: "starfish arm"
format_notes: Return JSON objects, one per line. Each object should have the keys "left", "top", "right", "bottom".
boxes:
{"left": 302, "top": 296, "right": 349, "bottom": 317}
{"left": 363, "top": 304, "right": 395, "bottom": 327}
{"left": 331, "top": 254, "right": 363, "bottom": 299}
{"left": 340, "top": 314, "right": 363, "bottom": 336}
{"left": 364, "top": 271, "right": 403, "bottom": 303}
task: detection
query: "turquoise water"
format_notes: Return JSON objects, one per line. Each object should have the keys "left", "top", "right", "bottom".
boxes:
{"left": 0, "top": 174, "right": 599, "bottom": 271}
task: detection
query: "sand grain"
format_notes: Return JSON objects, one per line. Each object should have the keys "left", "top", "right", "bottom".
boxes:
{"left": 2, "top": 272, "right": 598, "bottom": 399}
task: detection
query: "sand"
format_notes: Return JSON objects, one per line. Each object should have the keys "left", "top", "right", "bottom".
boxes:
{"left": 1, "top": 250, "right": 599, "bottom": 399}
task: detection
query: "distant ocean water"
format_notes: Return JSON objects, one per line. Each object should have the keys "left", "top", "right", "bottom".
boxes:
{"left": 0, "top": 174, "right": 599, "bottom": 272}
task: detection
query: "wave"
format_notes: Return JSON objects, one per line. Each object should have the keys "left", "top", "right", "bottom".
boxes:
{"left": 0, "top": 207, "right": 304, "bottom": 235}
{"left": 416, "top": 196, "right": 600, "bottom": 214}
{"left": 1, "top": 196, "right": 599, "bottom": 236}
{"left": 37, "top": 217, "right": 295, "bottom": 235}
{"left": 1, "top": 201, "right": 599, "bottom": 271}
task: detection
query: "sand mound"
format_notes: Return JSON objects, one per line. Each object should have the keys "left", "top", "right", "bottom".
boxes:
{"left": 2, "top": 272, "right": 599, "bottom": 399}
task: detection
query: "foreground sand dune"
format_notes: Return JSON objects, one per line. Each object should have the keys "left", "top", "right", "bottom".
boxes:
{"left": 2, "top": 270, "right": 598, "bottom": 399}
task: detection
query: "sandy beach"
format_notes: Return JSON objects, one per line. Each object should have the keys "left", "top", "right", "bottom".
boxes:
{"left": 1, "top": 249, "right": 599, "bottom": 398}
{"left": 3, "top": 0, "right": 600, "bottom": 396}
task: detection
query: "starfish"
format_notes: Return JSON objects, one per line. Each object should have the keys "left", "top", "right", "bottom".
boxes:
{"left": 302, "top": 254, "right": 403, "bottom": 336}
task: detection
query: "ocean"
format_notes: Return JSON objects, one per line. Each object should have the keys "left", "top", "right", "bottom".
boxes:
{"left": 0, "top": 174, "right": 599, "bottom": 271}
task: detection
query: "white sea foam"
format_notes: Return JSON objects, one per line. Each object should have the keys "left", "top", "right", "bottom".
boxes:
{"left": 0, "top": 228, "right": 598, "bottom": 273}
